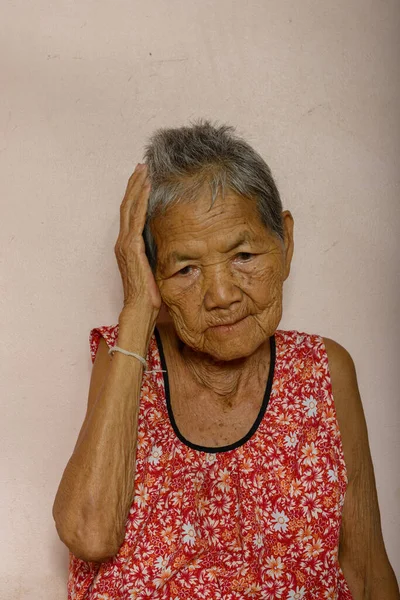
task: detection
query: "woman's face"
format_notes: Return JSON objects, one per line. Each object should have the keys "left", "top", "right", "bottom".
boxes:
{"left": 152, "top": 191, "right": 294, "bottom": 361}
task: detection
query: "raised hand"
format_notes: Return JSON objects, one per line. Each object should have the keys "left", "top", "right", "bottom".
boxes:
{"left": 114, "top": 164, "right": 162, "bottom": 316}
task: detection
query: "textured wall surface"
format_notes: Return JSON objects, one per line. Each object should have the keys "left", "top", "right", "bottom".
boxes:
{"left": 1, "top": 0, "right": 399, "bottom": 596}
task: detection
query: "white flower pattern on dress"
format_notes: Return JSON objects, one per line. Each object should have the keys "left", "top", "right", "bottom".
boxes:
{"left": 302, "top": 395, "right": 318, "bottom": 417}
{"left": 148, "top": 444, "right": 163, "bottom": 465}
{"left": 272, "top": 510, "right": 289, "bottom": 532}
{"left": 328, "top": 466, "right": 339, "bottom": 482}
{"left": 284, "top": 432, "right": 298, "bottom": 448}
{"left": 182, "top": 522, "right": 196, "bottom": 546}
{"left": 287, "top": 586, "right": 306, "bottom": 599}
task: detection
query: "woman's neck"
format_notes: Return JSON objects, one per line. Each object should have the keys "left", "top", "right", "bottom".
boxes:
{"left": 179, "top": 337, "right": 270, "bottom": 409}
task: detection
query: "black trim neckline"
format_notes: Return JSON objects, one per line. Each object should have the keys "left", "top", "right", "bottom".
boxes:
{"left": 154, "top": 328, "right": 276, "bottom": 454}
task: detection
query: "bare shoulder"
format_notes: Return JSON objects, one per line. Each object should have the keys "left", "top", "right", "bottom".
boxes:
{"left": 322, "top": 336, "right": 356, "bottom": 381}
{"left": 322, "top": 336, "right": 368, "bottom": 481}
{"left": 322, "top": 336, "right": 359, "bottom": 406}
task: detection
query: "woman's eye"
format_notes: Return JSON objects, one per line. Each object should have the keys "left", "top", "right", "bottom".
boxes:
{"left": 177, "top": 265, "right": 193, "bottom": 276}
{"left": 236, "top": 252, "right": 253, "bottom": 261}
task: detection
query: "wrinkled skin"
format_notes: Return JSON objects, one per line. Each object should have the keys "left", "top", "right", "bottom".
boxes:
{"left": 152, "top": 190, "right": 294, "bottom": 363}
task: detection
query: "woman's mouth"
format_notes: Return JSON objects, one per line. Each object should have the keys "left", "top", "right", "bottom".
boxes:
{"left": 209, "top": 316, "right": 247, "bottom": 333}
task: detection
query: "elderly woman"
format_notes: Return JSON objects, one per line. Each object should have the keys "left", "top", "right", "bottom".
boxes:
{"left": 53, "top": 121, "right": 399, "bottom": 600}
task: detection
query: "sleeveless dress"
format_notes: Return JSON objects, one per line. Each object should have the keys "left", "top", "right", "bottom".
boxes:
{"left": 67, "top": 325, "right": 353, "bottom": 600}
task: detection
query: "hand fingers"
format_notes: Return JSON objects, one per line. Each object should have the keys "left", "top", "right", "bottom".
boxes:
{"left": 125, "top": 163, "right": 146, "bottom": 195}
{"left": 128, "top": 175, "right": 151, "bottom": 235}
{"left": 119, "top": 164, "right": 150, "bottom": 237}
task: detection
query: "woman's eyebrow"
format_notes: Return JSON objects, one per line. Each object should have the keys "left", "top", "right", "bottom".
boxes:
{"left": 224, "top": 232, "right": 252, "bottom": 253}
{"left": 168, "top": 233, "right": 253, "bottom": 264}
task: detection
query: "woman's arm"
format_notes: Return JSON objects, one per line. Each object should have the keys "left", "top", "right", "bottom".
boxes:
{"left": 52, "top": 311, "right": 154, "bottom": 563}
{"left": 324, "top": 337, "right": 399, "bottom": 600}
{"left": 53, "top": 164, "right": 161, "bottom": 563}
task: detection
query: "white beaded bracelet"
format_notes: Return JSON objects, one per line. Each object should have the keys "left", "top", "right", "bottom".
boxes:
{"left": 108, "top": 345, "right": 166, "bottom": 374}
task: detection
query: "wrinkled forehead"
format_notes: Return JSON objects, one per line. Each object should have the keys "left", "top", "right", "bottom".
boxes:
{"left": 150, "top": 191, "right": 277, "bottom": 268}
{"left": 152, "top": 188, "right": 265, "bottom": 231}
{"left": 152, "top": 187, "right": 266, "bottom": 229}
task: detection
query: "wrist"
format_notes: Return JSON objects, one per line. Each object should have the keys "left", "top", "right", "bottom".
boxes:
{"left": 118, "top": 307, "right": 158, "bottom": 354}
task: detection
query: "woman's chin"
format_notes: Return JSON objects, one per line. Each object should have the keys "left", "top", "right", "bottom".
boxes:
{"left": 201, "top": 337, "right": 265, "bottom": 363}
{"left": 173, "top": 319, "right": 273, "bottom": 362}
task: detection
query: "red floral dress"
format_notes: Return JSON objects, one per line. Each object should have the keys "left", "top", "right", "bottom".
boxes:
{"left": 68, "top": 326, "right": 353, "bottom": 600}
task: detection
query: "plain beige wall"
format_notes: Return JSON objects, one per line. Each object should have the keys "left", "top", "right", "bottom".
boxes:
{"left": 1, "top": 0, "right": 399, "bottom": 597}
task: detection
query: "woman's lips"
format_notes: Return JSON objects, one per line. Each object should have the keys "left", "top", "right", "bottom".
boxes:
{"left": 209, "top": 316, "right": 247, "bottom": 332}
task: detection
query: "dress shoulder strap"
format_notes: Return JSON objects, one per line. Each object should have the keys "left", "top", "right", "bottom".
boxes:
{"left": 89, "top": 324, "right": 120, "bottom": 364}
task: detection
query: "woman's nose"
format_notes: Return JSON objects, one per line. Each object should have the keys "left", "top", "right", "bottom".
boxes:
{"left": 203, "top": 267, "right": 242, "bottom": 310}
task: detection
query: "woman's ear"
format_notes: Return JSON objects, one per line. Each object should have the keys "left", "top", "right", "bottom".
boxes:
{"left": 281, "top": 210, "right": 294, "bottom": 281}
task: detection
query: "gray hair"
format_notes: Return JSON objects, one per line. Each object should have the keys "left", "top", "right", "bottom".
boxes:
{"left": 143, "top": 119, "right": 284, "bottom": 269}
